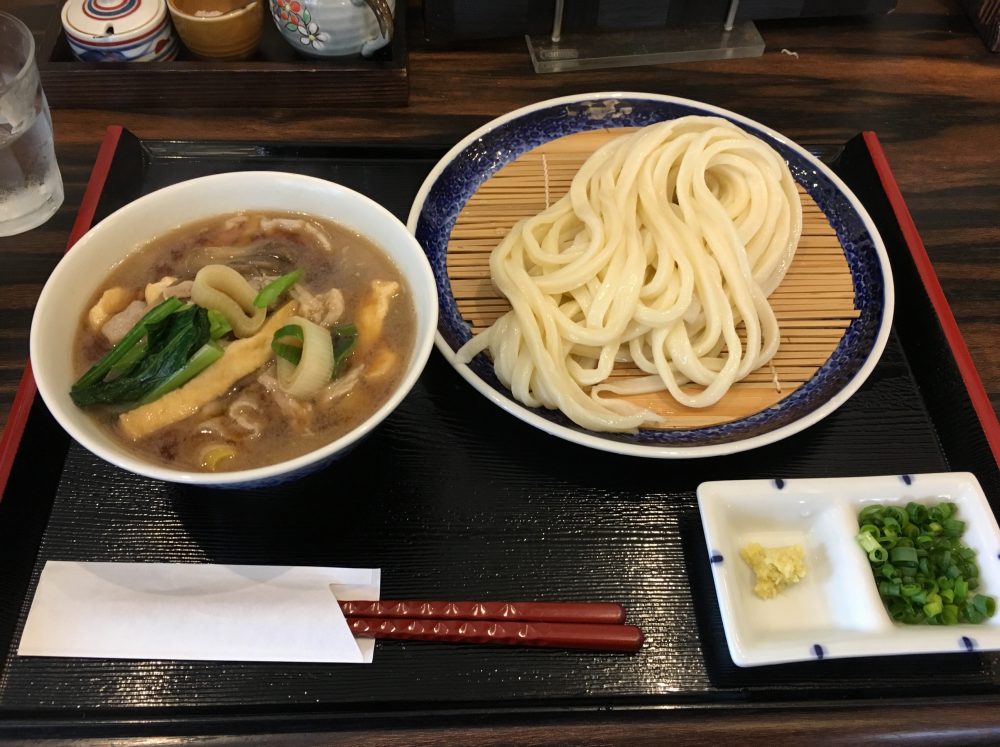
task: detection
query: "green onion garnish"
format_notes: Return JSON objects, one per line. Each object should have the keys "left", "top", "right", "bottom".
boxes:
{"left": 271, "top": 323, "right": 304, "bottom": 365}
{"left": 254, "top": 269, "right": 303, "bottom": 309}
{"left": 857, "top": 531, "right": 881, "bottom": 554}
{"left": 331, "top": 322, "right": 358, "bottom": 378}
{"left": 856, "top": 501, "right": 996, "bottom": 625}
{"left": 890, "top": 546, "right": 918, "bottom": 566}
{"left": 272, "top": 321, "right": 359, "bottom": 381}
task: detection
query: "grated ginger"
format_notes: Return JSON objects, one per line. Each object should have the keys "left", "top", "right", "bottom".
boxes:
{"left": 739, "top": 542, "right": 807, "bottom": 599}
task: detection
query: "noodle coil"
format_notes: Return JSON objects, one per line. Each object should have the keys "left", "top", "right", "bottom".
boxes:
{"left": 456, "top": 116, "right": 803, "bottom": 432}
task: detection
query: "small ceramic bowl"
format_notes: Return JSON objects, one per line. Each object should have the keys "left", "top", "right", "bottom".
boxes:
{"left": 167, "top": 0, "right": 263, "bottom": 60}
{"left": 30, "top": 172, "right": 438, "bottom": 488}
{"left": 61, "top": 0, "right": 178, "bottom": 62}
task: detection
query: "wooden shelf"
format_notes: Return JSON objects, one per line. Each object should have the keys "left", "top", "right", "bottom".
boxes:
{"left": 38, "top": 5, "right": 408, "bottom": 108}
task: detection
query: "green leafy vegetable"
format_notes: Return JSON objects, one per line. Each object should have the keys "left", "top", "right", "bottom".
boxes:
{"left": 71, "top": 301, "right": 211, "bottom": 407}
{"left": 73, "top": 297, "right": 183, "bottom": 391}
{"left": 254, "top": 269, "right": 303, "bottom": 309}
{"left": 138, "top": 341, "right": 223, "bottom": 404}
{"left": 856, "top": 501, "right": 996, "bottom": 625}
{"left": 108, "top": 339, "right": 148, "bottom": 377}
{"left": 207, "top": 309, "right": 232, "bottom": 339}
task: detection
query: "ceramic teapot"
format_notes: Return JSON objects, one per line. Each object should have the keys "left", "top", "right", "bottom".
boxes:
{"left": 268, "top": 0, "right": 393, "bottom": 57}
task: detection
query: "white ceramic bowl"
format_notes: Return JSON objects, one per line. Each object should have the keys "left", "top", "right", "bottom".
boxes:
{"left": 30, "top": 171, "right": 438, "bottom": 487}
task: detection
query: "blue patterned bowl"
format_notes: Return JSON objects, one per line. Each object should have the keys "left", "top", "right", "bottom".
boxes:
{"left": 406, "top": 92, "right": 894, "bottom": 458}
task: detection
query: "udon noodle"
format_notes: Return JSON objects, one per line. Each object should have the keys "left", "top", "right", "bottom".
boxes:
{"left": 455, "top": 116, "right": 803, "bottom": 432}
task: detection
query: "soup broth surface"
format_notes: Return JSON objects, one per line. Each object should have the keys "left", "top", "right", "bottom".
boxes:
{"left": 74, "top": 210, "right": 415, "bottom": 472}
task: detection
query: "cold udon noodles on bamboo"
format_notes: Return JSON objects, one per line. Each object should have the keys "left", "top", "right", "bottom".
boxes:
{"left": 71, "top": 211, "right": 415, "bottom": 472}
{"left": 456, "top": 116, "right": 804, "bottom": 433}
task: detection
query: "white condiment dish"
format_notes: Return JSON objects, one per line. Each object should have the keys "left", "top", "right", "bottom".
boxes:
{"left": 697, "top": 472, "right": 1000, "bottom": 666}
{"left": 30, "top": 171, "right": 437, "bottom": 488}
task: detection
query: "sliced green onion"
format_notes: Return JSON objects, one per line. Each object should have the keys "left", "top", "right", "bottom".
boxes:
{"left": 271, "top": 323, "right": 304, "bottom": 365}
{"left": 879, "top": 580, "right": 901, "bottom": 597}
{"left": 869, "top": 546, "right": 888, "bottom": 563}
{"left": 857, "top": 531, "right": 881, "bottom": 554}
{"left": 900, "top": 583, "right": 921, "bottom": 597}
{"left": 890, "top": 546, "right": 918, "bottom": 566}
{"left": 857, "top": 501, "right": 996, "bottom": 626}
{"left": 253, "top": 268, "right": 303, "bottom": 308}
{"left": 137, "top": 341, "right": 223, "bottom": 405}
{"left": 922, "top": 600, "right": 942, "bottom": 617}
{"left": 943, "top": 518, "right": 965, "bottom": 538}
{"left": 273, "top": 315, "right": 334, "bottom": 398}
{"left": 332, "top": 322, "right": 358, "bottom": 378}
{"left": 73, "top": 297, "right": 184, "bottom": 390}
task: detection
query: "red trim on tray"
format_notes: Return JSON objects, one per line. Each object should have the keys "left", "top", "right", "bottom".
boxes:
{"left": 863, "top": 131, "right": 1000, "bottom": 467}
{"left": 0, "top": 125, "right": 124, "bottom": 503}
{"left": 69, "top": 125, "right": 123, "bottom": 248}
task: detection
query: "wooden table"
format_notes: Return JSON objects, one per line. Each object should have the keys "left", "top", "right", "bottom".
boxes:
{"left": 1, "top": 0, "right": 998, "bottom": 743}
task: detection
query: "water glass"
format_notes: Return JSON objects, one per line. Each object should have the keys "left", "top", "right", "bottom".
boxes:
{"left": 0, "top": 11, "right": 64, "bottom": 237}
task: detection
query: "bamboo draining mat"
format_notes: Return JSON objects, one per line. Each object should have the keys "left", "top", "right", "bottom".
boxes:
{"left": 447, "top": 129, "right": 858, "bottom": 428}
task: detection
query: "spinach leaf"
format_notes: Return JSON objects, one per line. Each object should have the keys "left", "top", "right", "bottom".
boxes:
{"left": 71, "top": 304, "right": 211, "bottom": 407}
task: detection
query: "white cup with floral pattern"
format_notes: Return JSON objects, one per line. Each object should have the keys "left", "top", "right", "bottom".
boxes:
{"left": 268, "top": 0, "right": 392, "bottom": 57}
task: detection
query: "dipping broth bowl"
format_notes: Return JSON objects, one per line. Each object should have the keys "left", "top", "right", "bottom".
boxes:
{"left": 30, "top": 172, "right": 438, "bottom": 488}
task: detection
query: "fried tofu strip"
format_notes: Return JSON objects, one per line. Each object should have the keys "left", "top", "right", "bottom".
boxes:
{"left": 87, "top": 287, "right": 138, "bottom": 333}
{"left": 355, "top": 280, "right": 399, "bottom": 355}
{"left": 118, "top": 301, "right": 298, "bottom": 441}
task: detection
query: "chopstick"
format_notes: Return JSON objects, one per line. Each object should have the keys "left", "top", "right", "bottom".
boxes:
{"left": 346, "top": 617, "right": 644, "bottom": 653}
{"left": 338, "top": 599, "right": 626, "bottom": 625}
{"left": 337, "top": 599, "right": 642, "bottom": 652}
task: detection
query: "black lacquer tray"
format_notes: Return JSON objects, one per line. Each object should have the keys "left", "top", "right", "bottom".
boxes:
{"left": 0, "top": 128, "right": 997, "bottom": 739}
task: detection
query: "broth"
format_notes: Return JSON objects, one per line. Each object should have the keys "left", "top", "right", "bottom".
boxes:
{"left": 73, "top": 210, "right": 415, "bottom": 472}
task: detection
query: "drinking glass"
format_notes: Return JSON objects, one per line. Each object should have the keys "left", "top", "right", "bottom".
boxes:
{"left": 0, "top": 11, "right": 64, "bottom": 237}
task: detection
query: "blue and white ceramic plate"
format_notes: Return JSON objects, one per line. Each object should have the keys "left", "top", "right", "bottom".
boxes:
{"left": 697, "top": 472, "right": 1000, "bottom": 666}
{"left": 406, "top": 92, "right": 894, "bottom": 458}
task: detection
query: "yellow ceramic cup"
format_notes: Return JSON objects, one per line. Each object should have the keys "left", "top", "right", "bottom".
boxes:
{"left": 166, "top": 0, "right": 263, "bottom": 60}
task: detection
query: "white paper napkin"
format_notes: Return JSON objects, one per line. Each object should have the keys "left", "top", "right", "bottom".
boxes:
{"left": 17, "top": 561, "right": 380, "bottom": 664}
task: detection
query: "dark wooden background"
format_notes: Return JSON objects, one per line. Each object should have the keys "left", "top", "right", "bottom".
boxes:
{"left": 0, "top": 0, "right": 998, "bottom": 743}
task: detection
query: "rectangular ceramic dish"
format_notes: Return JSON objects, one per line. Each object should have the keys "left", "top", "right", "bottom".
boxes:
{"left": 699, "top": 472, "right": 1000, "bottom": 666}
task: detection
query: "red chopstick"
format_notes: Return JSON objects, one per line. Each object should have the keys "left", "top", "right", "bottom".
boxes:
{"left": 347, "top": 617, "right": 644, "bottom": 653}
{"left": 337, "top": 600, "right": 642, "bottom": 652}
{"left": 338, "top": 599, "right": 626, "bottom": 625}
